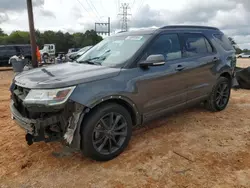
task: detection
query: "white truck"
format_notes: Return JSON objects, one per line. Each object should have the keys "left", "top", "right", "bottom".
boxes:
{"left": 39, "top": 44, "right": 56, "bottom": 63}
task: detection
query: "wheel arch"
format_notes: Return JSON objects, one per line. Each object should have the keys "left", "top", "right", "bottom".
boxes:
{"left": 220, "top": 71, "right": 231, "bottom": 80}
{"left": 86, "top": 95, "right": 141, "bottom": 127}
{"left": 219, "top": 71, "right": 232, "bottom": 85}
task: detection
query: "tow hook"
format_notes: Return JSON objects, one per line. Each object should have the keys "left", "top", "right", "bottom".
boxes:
{"left": 25, "top": 133, "right": 34, "bottom": 145}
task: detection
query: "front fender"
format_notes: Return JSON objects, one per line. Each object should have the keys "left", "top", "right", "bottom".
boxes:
{"left": 69, "top": 77, "right": 141, "bottom": 117}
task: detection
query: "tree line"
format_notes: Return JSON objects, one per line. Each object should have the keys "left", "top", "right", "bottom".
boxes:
{"left": 0, "top": 28, "right": 103, "bottom": 53}
{"left": 0, "top": 28, "right": 249, "bottom": 54}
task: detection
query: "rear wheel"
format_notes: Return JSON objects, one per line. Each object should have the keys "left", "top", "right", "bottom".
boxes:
{"left": 81, "top": 103, "right": 132, "bottom": 161}
{"left": 205, "top": 77, "right": 231, "bottom": 112}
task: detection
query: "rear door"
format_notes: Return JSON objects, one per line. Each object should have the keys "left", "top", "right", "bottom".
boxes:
{"left": 179, "top": 33, "right": 218, "bottom": 102}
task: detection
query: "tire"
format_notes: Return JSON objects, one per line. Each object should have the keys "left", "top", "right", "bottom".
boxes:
{"left": 205, "top": 77, "right": 231, "bottom": 112}
{"left": 81, "top": 103, "right": 132, "bottom": 161}
{"left": 43, "top": 54, "right": 49, "bottom": 63}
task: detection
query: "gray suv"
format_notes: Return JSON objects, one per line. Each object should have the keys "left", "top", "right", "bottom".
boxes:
{"left": 10, "top": 25, "right": 236, "bottom": 161}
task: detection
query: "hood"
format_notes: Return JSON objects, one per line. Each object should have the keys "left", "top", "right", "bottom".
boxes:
{"left": 14, "top": 62, "right": 121, "bottom": 89}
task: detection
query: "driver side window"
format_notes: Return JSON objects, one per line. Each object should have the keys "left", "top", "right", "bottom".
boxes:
{"left": 141, "top": 34, "right": 182, "bottom": 62}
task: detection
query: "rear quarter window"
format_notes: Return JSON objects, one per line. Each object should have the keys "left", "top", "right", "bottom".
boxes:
{"left": 213, "top": 34, "right": 234, "bottom": 51}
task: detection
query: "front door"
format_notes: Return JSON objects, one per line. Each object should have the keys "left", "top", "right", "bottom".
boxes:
{"left": 133, "top": 33, "right": 188, "bottom": 121}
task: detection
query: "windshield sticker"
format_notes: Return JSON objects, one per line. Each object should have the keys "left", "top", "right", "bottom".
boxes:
{"left": 125, "top": 36, "right": 143, "bottom": 40}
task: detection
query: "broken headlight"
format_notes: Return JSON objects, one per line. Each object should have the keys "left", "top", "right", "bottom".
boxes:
{"left": 24, "top": 86, "right": 76, "bottom": 106}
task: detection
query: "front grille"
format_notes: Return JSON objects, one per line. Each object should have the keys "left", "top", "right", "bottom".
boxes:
{"left": 12, "top": 85, "right": 31, "bottom": 118}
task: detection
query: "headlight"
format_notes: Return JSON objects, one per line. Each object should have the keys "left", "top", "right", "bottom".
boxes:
{"left": 24, "top": 86, "right": 76, "bottom": 106}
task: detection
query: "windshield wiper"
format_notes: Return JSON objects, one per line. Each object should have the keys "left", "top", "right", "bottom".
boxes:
{"left": 76, "top": 60, "right": 101, "bottom": 65}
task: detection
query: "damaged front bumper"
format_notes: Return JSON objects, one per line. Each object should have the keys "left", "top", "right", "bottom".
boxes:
{"left": 10, "top": 100, "right": 86, "bottom": 149}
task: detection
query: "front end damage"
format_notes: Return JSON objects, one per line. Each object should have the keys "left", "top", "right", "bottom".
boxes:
{"left": 10, "top": 84, "right": 87, "bottom": 150}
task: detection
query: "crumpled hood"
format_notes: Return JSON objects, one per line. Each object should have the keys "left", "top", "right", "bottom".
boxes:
{"left": 14, "top": 62, "right": 121, "bottom": 89}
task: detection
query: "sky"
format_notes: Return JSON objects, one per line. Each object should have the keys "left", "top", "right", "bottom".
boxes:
{"left": 0, "top": 0, "right": 250, "bottom": 49}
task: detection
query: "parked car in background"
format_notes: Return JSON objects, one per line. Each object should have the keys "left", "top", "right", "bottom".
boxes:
{"left": 10, "top": 25, "right": 236, "bottom": 161}
{"left": 237, "top": 52, "right": 250, "bottom": 58}
{"left": 66, "top": 46, "right": 93, "bottom": 61}
{"left": 68, "top": 48, "right": 81, "bottom": 54}
{"left": 0, "top": 44, "right": 31, "bottom": 66}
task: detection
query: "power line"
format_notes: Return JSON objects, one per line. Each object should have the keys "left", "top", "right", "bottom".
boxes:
{"left": 131, "top": 0, "right": 136, "bottom": 9}
{"left": 85, "top": 0, "right": 101, "bottom": 21}
{"left": 100, "top": 0, "right": 108, "bottom": 16}
{"left": 76, "top": 0, "right": 97, "bottom": 21}
{"left": 136, "top": 0, "right": 145, "bottom": 13}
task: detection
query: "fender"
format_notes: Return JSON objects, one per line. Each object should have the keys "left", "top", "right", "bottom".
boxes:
{"left": 71, "top": 92, "right": 141, "bottom": 126}
{"left": 68, "top": 94, "right": 141, "bottom": 150}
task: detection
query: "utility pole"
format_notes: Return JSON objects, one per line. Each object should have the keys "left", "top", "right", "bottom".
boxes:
{"left": 26, "top": 0, "right": 37, "bottom": 68}
{"left": 118, "top": 3, "right": 131, "bottom": 32}
{"left": 95, "top": 17, "right": 111, "bottom": 36}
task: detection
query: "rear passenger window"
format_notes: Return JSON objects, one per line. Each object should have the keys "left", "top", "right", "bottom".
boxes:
{"left": 213, "top": 34, "right": 234, "bottom": 51}
{"left": 181, "top": 33, "right": 211, "bottom": 57}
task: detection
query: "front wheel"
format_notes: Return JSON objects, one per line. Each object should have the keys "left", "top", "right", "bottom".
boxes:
{"left": 81, "top": 103, "right": 132, "bottom": 161}
{"left": 205, "top": 77, "right": 231, "bottom": 112}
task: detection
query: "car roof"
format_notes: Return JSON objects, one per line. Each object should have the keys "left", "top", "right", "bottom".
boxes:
{"left": 114, "top": 25, "right": 220, "bottom": 37}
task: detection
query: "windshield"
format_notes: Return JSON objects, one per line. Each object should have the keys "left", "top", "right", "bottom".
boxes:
{"left": 76, "top": 35, "right": 150, "bottom": 67}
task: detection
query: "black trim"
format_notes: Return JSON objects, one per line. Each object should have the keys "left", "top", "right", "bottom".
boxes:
{"left": 160, "top": 25, "right": 219, "bottom": 30}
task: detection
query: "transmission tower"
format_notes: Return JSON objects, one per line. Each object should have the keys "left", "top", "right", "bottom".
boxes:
{"left": 118, "top": 3, "right": 131, "bottom": 32}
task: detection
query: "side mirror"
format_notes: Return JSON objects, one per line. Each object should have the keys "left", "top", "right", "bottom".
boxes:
{"left": 139, "top": 54, "right": 165, "bottom": 68}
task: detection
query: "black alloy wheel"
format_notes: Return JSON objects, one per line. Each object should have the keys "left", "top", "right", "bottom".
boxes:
{"left": 205, "top": 77, "right": 231, "bottom": 112}
{"left": 92, "top": 112, "right": 128, "bottom": 155}
{"left": 81, "top": 103, "right": 132, "bottom": 161}
{"left": 215, "top": 81, "right": 230, "bottom": 109}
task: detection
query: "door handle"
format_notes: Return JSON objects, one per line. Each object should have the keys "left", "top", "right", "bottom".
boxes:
{"left": 213, "top": 57, "right": 219, "bottom": 62}
{"left": 175, "top": 65, "right": 185, "bottom": 71}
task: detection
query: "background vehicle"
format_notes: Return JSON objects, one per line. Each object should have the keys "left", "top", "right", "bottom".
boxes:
{"left": 66, "top": 46, "right": 93, "bottom": 61}
{"left": 10, "top": 25, "right": 236, "bottom": 161}
{"left": 237, "top": 52, "right": 250, "bottom": 58}
{"left": 68, "top": 48, "right": 81, "bottom": 54}
{"left": 0, "top": 44, "right": 31, "bottom": 66}
{"left": 39, "top": 44, "right": 56, "bottom": 63}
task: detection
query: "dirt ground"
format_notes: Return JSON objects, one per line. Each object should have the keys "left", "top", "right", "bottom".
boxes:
{"left": 0, "top": 59, "right": 250, "bottom": 188}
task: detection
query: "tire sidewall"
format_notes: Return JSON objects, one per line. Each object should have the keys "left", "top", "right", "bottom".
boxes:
{"left": 213, "top": 77, "right": 231, "bottom": 111}
{"left": 81, "top": 104, "right": 132, "bottom": 161}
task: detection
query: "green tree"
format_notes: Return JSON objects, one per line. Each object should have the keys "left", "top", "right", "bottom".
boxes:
{"left": 0, "top": 28, "right": 7, "bottom": 36}
{"left": 7, "top": 31, "right": 29, "bottom": 44}
{"left": 0, "top": 29, "right": 103, "bottom": 52}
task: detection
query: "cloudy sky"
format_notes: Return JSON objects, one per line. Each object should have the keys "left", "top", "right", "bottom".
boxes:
{"left": 0, "top": 0, "right": 250, "bottom": 49}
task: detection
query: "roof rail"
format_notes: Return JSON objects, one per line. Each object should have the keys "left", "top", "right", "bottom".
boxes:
{"left": 159, "top": 25, "right": 219, "bottom": 30}
{"left": 117, "top": 31, "right": 127, "bottom": 33}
